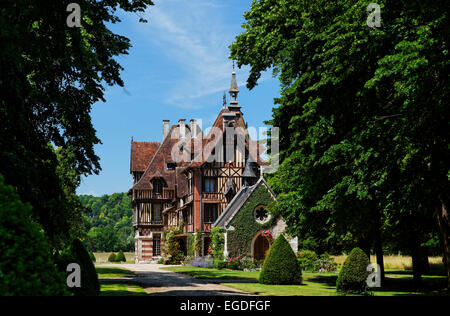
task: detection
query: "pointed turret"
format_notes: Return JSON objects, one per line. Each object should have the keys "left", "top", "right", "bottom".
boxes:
{"left": 242, "top": 160, "right": 257, "bottom": 186}
{"left": 228, "top": 62, "right": 241, "bottom": 113}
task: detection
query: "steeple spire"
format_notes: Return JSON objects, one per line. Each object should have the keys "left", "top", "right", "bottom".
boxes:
{"left": 228, "top": 61, "right": 241, "bottom": 113}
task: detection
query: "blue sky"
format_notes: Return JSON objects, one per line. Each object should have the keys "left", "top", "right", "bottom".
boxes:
{"left": 77, "top": 0, "right": 281, "bottom": 196}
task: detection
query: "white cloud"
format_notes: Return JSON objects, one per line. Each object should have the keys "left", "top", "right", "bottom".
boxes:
{"left": 134, "top": 0, "right": 268, "bottom": 109}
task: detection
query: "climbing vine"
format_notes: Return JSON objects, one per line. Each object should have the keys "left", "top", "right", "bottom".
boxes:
{"left": 210, "top": 227, "right": 225, "bottom": 260}
{"left": 227, "top": 183, "right": 278, "bottom": 257}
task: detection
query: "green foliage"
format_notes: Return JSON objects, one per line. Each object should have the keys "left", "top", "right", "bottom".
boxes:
{"left": 215, "top": 260, "right": 228, "bottom": 270}
{"left": 56, "top": 239, "right": 100, "bottom": 296}
{"left": 89, "top": 252, "right": 96, "bottom": 263}
{"left": 0, "top": 0, "right": 154, "bottom": 248}
{"left": 116, "top": 250, "right": 126, "bottom": 263}
{"left": 164, "top": 227, "right": 184, "bottom": 265}
{"left": 157, "top": 258, "right": 164, "bottom": 264}
{"left": 210, "top": 227, "right": 225, "bottom": 260}
{"left": 195, "top": 230, "right": 203, "bottom": 256}
{"left": 259, "top": 235, "right": 302, "bottom": 285}
{"left": 231, "top": 0, "right": 450, "bottom": 284}
{"left": 297, "top": 250, "right": 337, "bottom": 272}
{"left": 336, "top": 248, "right": 370, "bottom": 294}
{"left": 80, "top": 193, "right": 134, "bottom": 252}
{"left": 186, "top": 233, "right": 195, "bottom": 257}
{"left": 0, "top": 174, "right": 68, "bottom": 295}
{"left": 297, "top": 250, "right": 318, "bottom": 271}
{"left": 108, "top": 253, "right": 117, "bottom": 263}
{"left": 227, "top": 183, "right": 275, "bottom": 257}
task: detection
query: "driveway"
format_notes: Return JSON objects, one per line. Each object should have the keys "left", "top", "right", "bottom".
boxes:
{"left": 98, "top": 263, "right": 254, "bottom": 296}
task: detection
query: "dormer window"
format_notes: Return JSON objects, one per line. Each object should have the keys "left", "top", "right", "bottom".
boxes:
{"left": 152, "top": 178, "right": 166, "bottom": 195}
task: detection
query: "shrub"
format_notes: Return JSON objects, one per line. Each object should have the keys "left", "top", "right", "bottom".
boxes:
{"left": 215, "top": 260, "right": 228, "bottom": 270}
{"left": 115, "top": 250, "right": 126, "bottom": 262}
{"left": 157, "top": 258, "right": 164, "bottom": 264}
{"left": 297, "top": 249, "right": 318, "bottom": 271}
{"left": 56, "top": 239, "right": 100, "bottom": 296}
{"left": 89, "top": 252, "right": 96, "bottom": 263}
{"left": 336, "top": 247, "right": 370, "bottom": 294}
{"left": 165, "top": 229, "right": 184, "bottom": 264}
{"left": 0, "top": 174, "right": 68, "bottom": 295}
{"left": 317, "top": 253, "right": 337, "bottom": 272}
{"left": 210, "top": 227, "right": 225, "bottom": 260}
{"left": 190, "top": 256, "right": 215, "bottom": 268}
{"left": 108, "top": 253, "right": 117, "bottom": 262}
{"left": 227, "top": 256, "right": 242, "bottom": 270}
{"left": 258, "top": 235, "right": 302, "bottom": 285}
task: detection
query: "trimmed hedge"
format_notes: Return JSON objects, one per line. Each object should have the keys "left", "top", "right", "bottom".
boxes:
{"left": 56, "top": 239, "right": 100, "bottom": 296}
{"left": 116, "top": 250, "right": 126, "bottom": 262}
{"left": 258, "top": 234, "right": 302, "bottom": 285}
{"left": 0, "top": 174, "right": 68, "bottom": 295}
{"left": 336, "top": 247, "right": 370, "bottom": 294}
{"left": 108, "top": 253, "right": 117, "bottom": 262}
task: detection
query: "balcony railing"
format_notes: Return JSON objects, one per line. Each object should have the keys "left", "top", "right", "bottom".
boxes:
{"left": 201, "top": 192, "right": 221, "bottom": 200}
{"left": 133, "top": 188, "right": 175, "bottom": 201}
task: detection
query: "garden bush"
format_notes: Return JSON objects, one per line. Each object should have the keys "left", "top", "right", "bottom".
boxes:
{"left": 297, "top": 249, "right": 318, "bottom": 271}
{"left": 215, "top": 260, "right": 228, "bottom": 270}
{"left": 190, "top": 256, "right": 215, "bottom": 268}
{"left": 336, "top": 247, "right": 370, "bottom": 294}
{"left": 89, "top": 252, "right": 96, "bottom": 263}
{"left": 297, "top": 250, "right": 337, "bottom": 272}
{"left": 108, "top": 253, "right": 117, "bottom": 262}
{"left": 115, "top": 250, "right": 126, "bottom": 262}
{"left": 56, "top": 238, "right": 100, "bottom": 296}
{"left": 0, "top": 174, "right": 68, "bottom": 295}
{"left": 210, "top": 227, "right": 225, "bottom": 260}
{"left": 258, "top": 235, "right": 302, "bottom": 285}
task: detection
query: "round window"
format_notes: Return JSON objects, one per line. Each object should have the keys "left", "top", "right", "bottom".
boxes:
{"left": 254, "top": 206, "right": 269, "bottom": 224}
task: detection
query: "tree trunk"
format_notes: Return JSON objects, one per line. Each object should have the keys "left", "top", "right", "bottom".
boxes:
{"left": 437, "top": 196, "right": 450, "bottom": 288}
{"left": 374, "top": 225, "right": 385, "bottom": 282}
{"left": 359, "top": 238, "right": 371, "bottom": 261}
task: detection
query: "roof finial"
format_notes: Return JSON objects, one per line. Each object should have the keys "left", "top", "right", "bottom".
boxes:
{"left": 223, "top": 92, "right": 227, "bottom": 109}
{"left": 232, "top": 60, "right": 235, "bottom": 70}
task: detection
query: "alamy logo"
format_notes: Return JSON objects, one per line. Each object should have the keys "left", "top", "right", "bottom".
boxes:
{"left": 66, "top": 3, "right": 81, "bottom": 28}
{"left": 66, "top": 263, "right": 81, "bottom": 288}
{"left": 366, "top": 3, "right": 381, "bottom": 28}
{"left": 366, "top": 263, "right": 381, "bottom": 288}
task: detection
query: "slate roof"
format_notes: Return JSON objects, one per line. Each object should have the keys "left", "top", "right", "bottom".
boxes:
{"left": 214, "top": 177, "right": 276, "bottom": 229}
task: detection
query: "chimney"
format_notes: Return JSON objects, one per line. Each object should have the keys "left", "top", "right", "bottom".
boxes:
{"left": 163, "top": 120, "right": 170, "bottom": 139}
{"left": 179, "top": 119, "right": 186, "bottom": 139}
{"left": 190, "top": 119, "right": 197, "bottom": 138}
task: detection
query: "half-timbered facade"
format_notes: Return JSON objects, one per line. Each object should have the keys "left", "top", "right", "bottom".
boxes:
{"left": 129, "top": 69, "right": 267, "bottom": 262}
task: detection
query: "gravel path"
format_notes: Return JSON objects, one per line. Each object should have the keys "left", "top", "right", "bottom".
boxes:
{"left": 98, "top": 263, "right": 254, "bottom": 296}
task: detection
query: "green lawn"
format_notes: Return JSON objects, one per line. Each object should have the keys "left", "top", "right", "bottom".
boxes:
{"left": 96, "top": 266, "right": 147, "bottom": 296}
{"left": 100, "top": 283, "right": 147, "bottom": 296}
{"left": 164, "top": 266, "right": 449, "bottom": 296}
{"left": 96, "top": 266, "right": 137, "bottom": 278}
{"left": 163, "top": 265, "right": 259, "bottom": 280}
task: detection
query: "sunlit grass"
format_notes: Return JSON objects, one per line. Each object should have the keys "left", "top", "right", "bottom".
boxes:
{"left": 96, "top": 266, "right": 137, "bottom": 278}
{"left": 100, "top": 283, "right": 147, "bottom": 296}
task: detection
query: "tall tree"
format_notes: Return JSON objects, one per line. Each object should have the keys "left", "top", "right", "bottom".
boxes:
{"left": 230, "top": 0, "right": 449, "bottom": 286}
{"left": 0, "top": 0, "right": 153, "bottom": 247}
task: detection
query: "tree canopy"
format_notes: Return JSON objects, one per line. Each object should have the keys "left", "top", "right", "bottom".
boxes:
{"left": 0, "top": 0, "right": 154, "bottom": 247}
{"left": 230, "top": 0, "right": 449, "bottom": 286}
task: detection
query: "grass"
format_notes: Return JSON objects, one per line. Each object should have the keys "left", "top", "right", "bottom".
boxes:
{"left": 96, "top": 266, "right": 147, "bottom": 296}
{"left": 93, "top": 252, "right": 135, "bottom": 264}
{"left": 333, "top": 255, "right": 444, "bottom": 271}
{"left": 96, "top": 266, "right": 137, "bottom": 278}
{"left": 100, "top": 283, "right": 147, "bottom": 296}
{"left": 162, "top": 265, "right": 259, "bottom": 280}
{"left": 164, "top": 265, "right": 449, "bottom": 296}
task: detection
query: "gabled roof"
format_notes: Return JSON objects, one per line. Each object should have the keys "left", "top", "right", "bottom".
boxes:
{"left": 130, "top": 141, "right": 160, "bottom": 173}
{"left": 214, "top": 177, "right": 276, "bottom": 229}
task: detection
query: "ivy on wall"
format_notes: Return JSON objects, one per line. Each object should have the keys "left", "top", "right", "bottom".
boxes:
{"left": 186, "top": 233, "right": 195, "bottom": 257}
{"left": 227, "top": 183, "right": 278, "bottom": 258}
{"left": 210, "top": 227, "right": 225, "bottom": 260}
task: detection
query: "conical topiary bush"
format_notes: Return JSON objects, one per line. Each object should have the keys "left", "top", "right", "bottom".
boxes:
{"left": 116, "top": 250, "right": 126, "bottom": 262}
{"left": 258, "top": 234, "right": 302, "bottom": 285}
{"left": 108, "top": 253, "right": 117, "bottom": 262}
{"left": 336, "top": 247, "right": 370, "bottom": 294}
